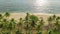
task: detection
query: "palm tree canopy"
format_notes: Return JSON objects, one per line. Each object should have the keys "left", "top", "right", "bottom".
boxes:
{"left": 25, "top": 13, "right": 30, "bottom": 20}
{"left": 0, "top": 14, "right": 2, "bottom": 19}
{"left": 4, "top": 12, "right": 10, "bottom": 17}
{"left": 30, "top": 15, "right": 39, "bottom": 22}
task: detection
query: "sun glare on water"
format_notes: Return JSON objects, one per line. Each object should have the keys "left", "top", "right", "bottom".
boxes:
{"left": 35, "top": 0, "right": 47, "bottom": 6}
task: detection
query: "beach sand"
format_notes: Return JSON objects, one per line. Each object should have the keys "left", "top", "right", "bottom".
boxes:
{"left": 9, "top": 13, "right": 60, "bottom": 25}
{"left": 9, "top": 13, "right": 60, "bottom": 20}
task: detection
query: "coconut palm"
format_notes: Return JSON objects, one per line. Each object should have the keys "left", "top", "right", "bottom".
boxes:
{"left": 0, "top": 14, "right": 3, "bottom": 28}
{"left": 8, "top": 18, "right": 16, "bottom": 30}
{"left": 30, "top": 15, "right": 38, "bottom": 22}
{"left": 0, "top": 14, "right": 3, "bottom": 21}
{"left": 54, "top": 17, "right": 60, "bottom": 32}
{"left": 30, "top": 15, "right": 39, "bottom": 28}
{"left": 48, "top": 15, "right": 56, "bottom": 29}
{"left": 25, "top": 13, "right": 30, "bottom": 20}
{"left": 25, "top": 13, "right": 34, "bottom": 34}
{"left": 3, "top": 31, "right": 11, "bottom": 34}
{"left": 47, "top": 15, "right": 58, "bottom": 34}
{"left": 36, "top": 18, "right": 44, "bottom": 34}
{"left": 48, "top": 31, "right": 52, "bottom": 34}
{"left": 26, "top": 31, "right": 31, "bottom": 34}
{"left": 4, "top": 12, "right": 10, "bottom": 19}
{"left": 18, "top": 18, "right": 22, "bottom": 26}
{"left": 25, "top": 13, "right": 30, "bottom": 28}
{"left": 36, "top": 31, "right": 42, "bottom": 34}
{"left": 15, "top": 29, "right": 22, "bottom": 34}
{"left": 48, "top": 15, "right": 56, "bottom": 23}
{"left": 2, "top": 19, "right": 8, "bottom": 29}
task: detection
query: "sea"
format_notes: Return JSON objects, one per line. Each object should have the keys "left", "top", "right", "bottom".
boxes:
{"left": 0, "top": 0, "right": 60, "bottom": 14}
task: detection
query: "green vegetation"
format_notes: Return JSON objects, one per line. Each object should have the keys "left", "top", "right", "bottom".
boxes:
{"left": 0, "top": 12, "right": 60, "bottom": 34}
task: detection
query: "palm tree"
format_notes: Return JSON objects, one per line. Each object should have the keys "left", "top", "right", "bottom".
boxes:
{"left": 29, "top": 15, "right": 39, "bottom": 34}
{"left": 0, "top": 14, "right": 3, "bottom": 28}
{"left": 30, "top": 15, "right": 38, "bottom": 22}
{"left": 0, "top": 14, "right": 3, "bottom": 21}
{"left": 15, "top": 29, "right": 22, "bottom": 34}
{"left": 48, "top": 15, "right": 56, "bottom": 23}
{"left": 30, "top": 15, "right": 39, "bottom": 28}
{"left": 26, "top": 31, "right": 31, "bottom": 34}
{"left": 48, "top": 15, "right": 56, "bottom": 29}
{"left": 24, "top": 13, "right": 31, "bottom": 34}
{"left": 18, "top": 18, "right": 22, "bottom": 26}
{"left": 36, "top": 18, "right": 44, "bottom": 34}
{"left": 25, "top": 13, "right": 30, "bottom": 28}
{"left": 25, "top": 13, "right": 30, "bottom": 20}
{"left": 54, "top": 17, "right": 60, "bottom": 32}
{"left": 36, "top": 31, "right": 42, "bottom": 34}
{"left": 47, "top": 15, "right": 57, "bottom": 34}
{"left": 4, "top": 12, "right": 10, "bottom": 19}
{"left": 8, "top": 18, "right": 16, "bottom": 30}
{"left": 2, "top": 19, "right": 8, "bottom": 29}
{"left": 17, "top": 18, "right": 23, "bottom": 30}
{"left": 3, "top": 31, "right": 11, "bottom": 34}
{"left": 48, "top": 31, "right": 52, "bottom": 34}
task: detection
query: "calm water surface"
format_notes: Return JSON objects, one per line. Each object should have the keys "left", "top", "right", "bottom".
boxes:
{"left": 0, "top": 0, "right": 60, "bottom": 14}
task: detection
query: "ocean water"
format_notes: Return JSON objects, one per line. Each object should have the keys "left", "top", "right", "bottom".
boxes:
{"left": 0, "top": 0, "right": 60, "bottom": 14}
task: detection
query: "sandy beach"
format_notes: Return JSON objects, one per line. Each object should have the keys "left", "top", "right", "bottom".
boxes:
{"left": 8, "top": 13, "right": 60, "bottom": 25}
{"left": 9, "top": 13, "right": 60, "bottom": 20}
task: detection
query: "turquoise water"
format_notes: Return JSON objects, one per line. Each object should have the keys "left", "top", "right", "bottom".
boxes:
{"left": 0, "top": 0, "right": 60, "bottom": 14}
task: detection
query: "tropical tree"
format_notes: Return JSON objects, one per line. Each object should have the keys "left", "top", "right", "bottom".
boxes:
{"left": 48, "top": 15, "right": 57, "bottom": 30}
{"left": 2, "top": 19, "right": 8, "bottom": 29}
{"left": 3, "top": 31, "right": 11, "bottom": 34}
{"left": 36, "top": 31, "right": 42, "bottom": 34}
{"left": 48, "top": 31, "right": 52, "bottom": 34}
{"left": 8, "top": 18, "right": 16, "bottom": 30}
{"left": 0, "top": 14, "right": 3, "bottom": 28}
{"left": 24, "top": 13, "right": 31, "bottom": 34}
{"left": 48, "top": 15, "right": 56, "bottom": 23}
{"left": 25, "top": 13, "right": 30, "bottom": 20}
{"left": 15, "top": 29, "right": 22, "bottom": 34}
{"left": 54, "top": 16, "right": 60, "bottom": 32}
{"left": 17, "top": 18, "right": 23, "bottom": 30}
{"left": 36, "top": 18, "right": 44, "bottom": 34}
{"left": 18, "top": 18, "right": 22, "bottom": 26}
{"left": 0, "top": 14, "right": 3, "bottom": 21}
{"left": 30, "top": 15, "right": 39, "bottom": 28}
{"left": 4, "top": 12, "right": 10, "bottom": 19}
